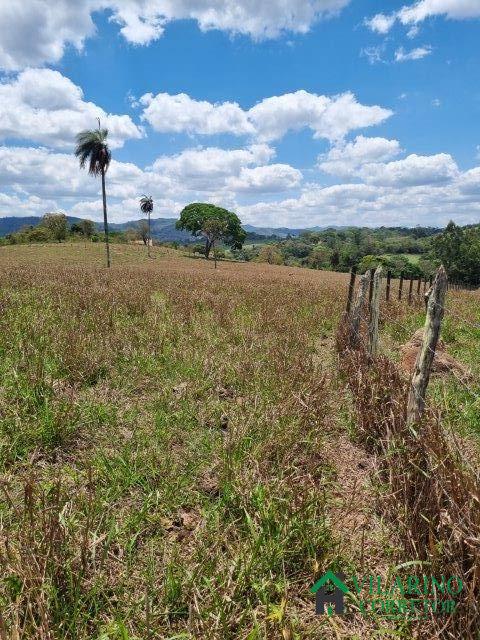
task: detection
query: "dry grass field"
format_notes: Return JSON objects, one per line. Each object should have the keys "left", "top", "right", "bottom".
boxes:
{"left": 0, "top": 243, "right": 478, "bottom": 639}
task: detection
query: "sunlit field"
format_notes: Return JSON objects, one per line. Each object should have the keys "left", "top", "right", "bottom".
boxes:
{"left": 0, "top": 243, "right": 478, "bottom": 639}
{"left": 0, "top": 243, "right": 346, "bottom": 639}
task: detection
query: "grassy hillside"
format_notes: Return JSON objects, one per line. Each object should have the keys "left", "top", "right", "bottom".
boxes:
{"left": 0, "top": 244, "right": 346, "bottom": 639}
{"left": 0, "top": 243, "right": 478, "bottom": 639}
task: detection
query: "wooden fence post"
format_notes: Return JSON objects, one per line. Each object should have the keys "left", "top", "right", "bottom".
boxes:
{"left": 386, "top": 271, "right": 391, "bottom": 302}
{"left": 368, "top": 268, "right": 375, "bottom": 305}
{"left": 398, "top": 272, "right": 404, "bottom": 301}
{"left": 368, "top": 266, "right": 383, "bottom": 357}
{"left": 346, "top": 266, "right": 357, "bottom": 314}
{"left": 416, "top": 277, "right": 421, "bottom": 296}
{"left": 406, "top": 266, "right": 448, "bottom": 425}
{"left": 408, "top": 277, "right": 414, "bottom": 305}
{"left": 350, "top": 271, "right": 371, "bottom": 350}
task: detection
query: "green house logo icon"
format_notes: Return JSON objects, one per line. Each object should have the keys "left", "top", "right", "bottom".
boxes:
{"left": 310, "top": 571, "right": 349, "bottom": 616}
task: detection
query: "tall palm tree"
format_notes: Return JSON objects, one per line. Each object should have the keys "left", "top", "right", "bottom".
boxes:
{"left": 75, "top": 121, "right": 112, "bottom": 267}
{"left": 139, "top": 195, "right": 154, "bottom": 257}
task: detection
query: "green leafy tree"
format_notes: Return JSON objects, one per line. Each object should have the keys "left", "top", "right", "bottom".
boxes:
{"left": 256, "top": 245, "right": 284, "bottom": 265}
{"left": 176, "top": 203, "right": 246, "bottom": 259}
{"left": 79, "top": 219, "right": 95, "bottom": 241}
{"left": 137, "top": 220, "right": 149, "bottom": 246}
{"left": 41, "top": 213, "right": 68, "bottom": 242}
{"left": 139, "top": 195, "right": 154, "bottom": 257}
{"left": 430, "top": 222, "right": 480, "bottom": 285}
{"left": 330, "top": 250, "right": 340, "bottom": 269}
{"left": 307, "top": 246, "right": 332, "bottom": 270}
{"left": 75, "top": 122, "right": 112, "bottom": 267}
{"left": 27, "top": 225, "right": 52, "bottom": 243}
{"left": 430, "top": 222, "right": 464, "bottom": 269}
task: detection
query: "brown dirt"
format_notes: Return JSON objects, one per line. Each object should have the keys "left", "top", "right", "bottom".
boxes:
{"left": 400, "top": 328, "right": 472, "bottom": 381}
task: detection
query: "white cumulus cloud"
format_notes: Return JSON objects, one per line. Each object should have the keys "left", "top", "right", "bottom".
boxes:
{"left": 365, "top": 13, "right": 396, "bottom": 34}
{"left": 367, "top": 1, "right": 480, "bottom": 35}
{"left": 238, "top": 175, "right": 480, "bottom": 228}
{"left": 248, "top": 90, "right": 393, "bottom": 142}
{"left": 319, "top": 136, "right": 402, "bottom": 177}
{"left": 140, "top": 89, "right": 393, "bottom": 142}
{"left": 147, "top": 144, "right": 303, "bottom": 194}
{"left": 0, "top": 145, "right": 147, "bottom": 201}
{"left": 0, "top": 68, "right": 142, "bottom": 149}
{"left": 1, "top": 142, "right": 480, "bottom": 227}
{"left": 0, "top": 1, "right": 95, "bottom": 71}
{"left": 0, "top": 0, "right": 352, "bottom": 70}
{"left": 226, "top": 164, "right": 302, "bottom": 193}
{"left": 359, "top": 153, "right": 459, "bottom": 187}
{"left": 140, "top": 92, "right": 254, "bottom": 136}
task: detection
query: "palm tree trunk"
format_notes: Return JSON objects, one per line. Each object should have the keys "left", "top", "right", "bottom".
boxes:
{"left": 101, "top": 167, "right": 111, "bottom": 268}
{"left": 148, "top": 212, "right": 151, "bottom": 258}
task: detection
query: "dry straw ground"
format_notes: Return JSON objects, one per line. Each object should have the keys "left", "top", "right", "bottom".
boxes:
{"left": 0, "top": 243, "right": 478, "bottom": 640}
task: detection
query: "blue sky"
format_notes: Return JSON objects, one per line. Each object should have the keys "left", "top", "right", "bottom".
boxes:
{"left": 0, "top": 0, "right": 479, "bottom": 227}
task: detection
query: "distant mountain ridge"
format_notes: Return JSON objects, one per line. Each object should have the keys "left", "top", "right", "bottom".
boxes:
{"left": 109, "top": 217, "right": 194, "bottom": 242}
{"left": 242, "top": 224, "right": 336, "bottom": 237}
{"left": 0, "top": 216, "right": 86, "bottom": 236}
{"left": 0, "top": 215, "right": 443, "bottom": 241}
{"left": 0, "top": 215, "right": 193, "bottom": 242}
{"left": 0, "top": 215, "right": 332, "bottom": 241}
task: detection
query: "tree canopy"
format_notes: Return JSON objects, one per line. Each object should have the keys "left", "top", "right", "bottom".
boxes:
{"left": 74, "top": 128, "right": 111, "bottom": 176}
{"left": 41, "top": 213, "right": 68, "bottom": 242}
{"left": 137, "top": 219, "right": 149, "bottom": 245}
{"left": 176, "top": 203, "right": 246, "bottom": 258}
{"left": 139, "top": 195, "right": 153, "bottom": 215}
{"left": 430, "top": 221, "right": 480, "bottom": 286}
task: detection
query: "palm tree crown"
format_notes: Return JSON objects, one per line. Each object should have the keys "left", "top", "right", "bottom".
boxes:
{"left": 139, "top": 195, "right": 153, "bottom": 214}
{"left": 75, "top": 128, "right": 111, "bottom": 176}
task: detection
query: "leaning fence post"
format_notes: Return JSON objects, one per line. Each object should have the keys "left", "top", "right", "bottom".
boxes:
{"left": 346, "top": 266, "right": 357, "bottom": 314}
{"left": 386, "top": 271, "right": 391, "bottom": 302}
{"left": 398, "top": 272, "right": 404, "bottom": 300}
{"left": 368, "top": 268, "right": 375, "bottom": 305}
{"left": 406, "top": 266, "right": 448, "bottom": 425}
{"left": 350, "top": 271, "right": 371, "bottom": 350}
{"left": 368, "top": 266, "right": 383, "bottom": 357}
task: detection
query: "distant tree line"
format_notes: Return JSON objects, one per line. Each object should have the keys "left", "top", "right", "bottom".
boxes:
{"left": 0, "top": 213, "right": 133, "bottom": 246}
{"left": 231, "top": 227, "right": 435, "bottom": 274}
{"left": 430, "top": 221, "right": 480, "bottom": 286}
{"left": 233, "top": 223, "right": 479, "bottom": 285}
{"left": 1, "top": 213, "right": 92, "bottom": 245}
{"left": 1, "top": 203, "right": 477, "bottom": 286}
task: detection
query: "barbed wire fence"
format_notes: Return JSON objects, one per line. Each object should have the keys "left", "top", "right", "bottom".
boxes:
{"left": 343, "top": 265, "right": 479, "bottom": 412}
{"left": 346, "top": 266, "right": 477, "bottom": 314}
{"left": 335, "top": 265, "right": 480, "bottom": 639}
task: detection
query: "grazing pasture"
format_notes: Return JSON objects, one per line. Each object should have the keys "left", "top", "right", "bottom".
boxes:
{"left": 0, "top": 243, "right": 478, "bottom": 639}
